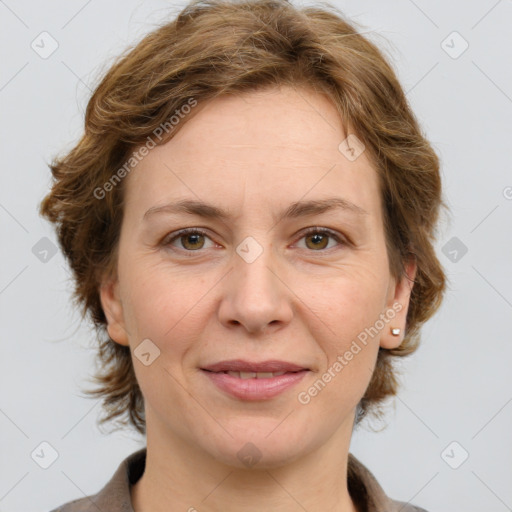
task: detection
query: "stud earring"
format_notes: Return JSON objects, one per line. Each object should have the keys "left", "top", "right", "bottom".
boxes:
{"left": 390, "top": 327, "right": 401, "bottom": 336}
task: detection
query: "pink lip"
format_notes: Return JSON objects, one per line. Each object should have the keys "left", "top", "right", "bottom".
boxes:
{"left": 202, "top": 369, "right": 309, "bottom": 400}
{"left": 200, "top": 360, "right": 310, "bottom": 401}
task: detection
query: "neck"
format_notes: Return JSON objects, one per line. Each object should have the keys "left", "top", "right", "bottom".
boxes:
{"left": 131, "top": 410, "right": 358, "bottom": 512}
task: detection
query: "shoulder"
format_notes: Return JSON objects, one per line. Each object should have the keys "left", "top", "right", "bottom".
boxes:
{"left": 48, "top": 447, "right": 147, "bottom": 512}
{"left": 48, "top": 498, "right": 92, "bottom": 512}
{"left": 347, "top": 452, "right": 430, "bottom": 512}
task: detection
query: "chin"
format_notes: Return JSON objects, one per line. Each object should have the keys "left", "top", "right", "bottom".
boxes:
{"left": 211, "top": 442, "right": 308, "bottom": 470}
{"left": 203, "top": 421, "right": 317, "bottom": 470}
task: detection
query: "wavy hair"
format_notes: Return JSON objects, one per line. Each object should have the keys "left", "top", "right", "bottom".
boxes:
{"left": 40, "top": 0, "right": 447, "bottom": 435}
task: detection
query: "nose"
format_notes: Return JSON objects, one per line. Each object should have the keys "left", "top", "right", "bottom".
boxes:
{"left": 217, "top": 242, "right": 294, "bottom": 335}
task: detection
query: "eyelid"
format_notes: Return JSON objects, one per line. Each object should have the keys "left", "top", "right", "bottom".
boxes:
{"left": 161, "top": 227, "right": 214, "bottom": 248}
{"left": 162, "top": 226, "right": 349, "bottom": 252}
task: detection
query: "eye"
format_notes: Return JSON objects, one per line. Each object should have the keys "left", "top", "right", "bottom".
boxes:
{"left": 295, "top": 227, "right": 346, "bottom": 252}
{"left": 163, "top": 228, "right": 214, "bottom": 251}
{"left": 162, "top": 227, "right": 346, "bottom": 253}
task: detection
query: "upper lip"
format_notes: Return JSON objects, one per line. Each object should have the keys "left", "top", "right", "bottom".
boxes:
{"left": 202, "top": 359, "right": 308, "bottom": 373}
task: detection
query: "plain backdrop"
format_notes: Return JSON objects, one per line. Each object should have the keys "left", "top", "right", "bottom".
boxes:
{"left": 1, "top": 1, "right": 511, "bottom": 511}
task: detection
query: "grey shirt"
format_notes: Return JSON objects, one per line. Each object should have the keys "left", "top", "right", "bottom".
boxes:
{"left": 49, "top": 448, "right": 428, "bottom": 512}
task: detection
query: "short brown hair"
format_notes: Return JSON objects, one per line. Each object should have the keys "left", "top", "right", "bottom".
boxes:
{"left": 40, "top": 0, "right": 447, "bottom": 435}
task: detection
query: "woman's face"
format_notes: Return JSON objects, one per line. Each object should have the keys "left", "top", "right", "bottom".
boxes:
{"left": 101, "top": 85, "right": 415, "bottom": 468}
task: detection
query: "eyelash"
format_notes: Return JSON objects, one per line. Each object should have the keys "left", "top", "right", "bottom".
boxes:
{"left": 162, "top": 227, "right": 348, "bottom": 254}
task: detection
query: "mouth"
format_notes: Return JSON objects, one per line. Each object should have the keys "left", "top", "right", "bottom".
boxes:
{"left": 203, "top": 370, "right": 298, "bottom": 379}
{"left": 200, "top": 360, "right": 310, "bottom": 400}
{"left": 201, "top": 359, "right": 309, "bottom": 374}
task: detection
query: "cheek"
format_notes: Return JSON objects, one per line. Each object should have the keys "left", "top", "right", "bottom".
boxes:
{"left": 307, "top": 269, "right": 388, "bottom": 393}
{"left": 310, "top": 266, "right": 389, "bottom": 338}
{"left": 120, "top": 260, "right": 210, "bottom": 349}
{"left": 119, "top": 264, "right": 209, "bottom": 409}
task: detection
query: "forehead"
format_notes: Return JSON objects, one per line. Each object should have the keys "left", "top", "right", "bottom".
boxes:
{"left": 123, "top": 85, "right": 382, "bottom": 222}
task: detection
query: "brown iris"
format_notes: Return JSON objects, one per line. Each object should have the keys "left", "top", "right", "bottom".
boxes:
{"left": 304, "top": 232, "right": 329, "bottom": 250}
{"left": 180, "top": 232, "right": 205, "bottom": 250}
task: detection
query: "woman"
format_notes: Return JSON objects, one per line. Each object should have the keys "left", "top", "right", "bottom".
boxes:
{"left": 42, "top": 0, "right": 446, "bottom": 510}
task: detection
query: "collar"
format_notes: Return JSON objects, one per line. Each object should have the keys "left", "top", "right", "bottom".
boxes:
{"left": 54, "top": 448, "right": 424, "bottom": 512}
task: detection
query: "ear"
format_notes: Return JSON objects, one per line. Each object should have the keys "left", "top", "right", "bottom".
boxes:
{"left": 380, "top": 257, "right": 417, "bottom": 350}
{"left": 99, "top": 275, "right": 129, "bottom": 347}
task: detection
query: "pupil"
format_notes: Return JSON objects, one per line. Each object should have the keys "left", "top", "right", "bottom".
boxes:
{"left": 185, "top": 234, "right": 202, "bottom": 249}
{"left": 308, "top": 233, "right": 327, "bottom": 250}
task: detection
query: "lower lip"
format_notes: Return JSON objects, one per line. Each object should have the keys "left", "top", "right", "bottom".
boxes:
{"left": 201, "top": 370, "right": 309, "bottom": 400}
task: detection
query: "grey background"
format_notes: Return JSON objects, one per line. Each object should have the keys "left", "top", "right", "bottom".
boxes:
{"left": 1, "top": 1, "right": 511, "bottom": 511}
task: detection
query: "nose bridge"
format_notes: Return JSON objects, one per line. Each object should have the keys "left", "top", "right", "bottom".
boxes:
{"left": 235, "top": 235, "right": 276, "bottom": 291}
{"left": 219, "top": 234, "right": 292, "bottom": 333}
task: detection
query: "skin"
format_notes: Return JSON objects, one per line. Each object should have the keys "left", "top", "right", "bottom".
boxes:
{"left": 100, "top": 85, "right": 416, "bottom": 512}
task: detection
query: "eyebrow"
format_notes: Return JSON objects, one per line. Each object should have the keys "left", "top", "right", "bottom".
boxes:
{"left": 143, "top": 197, "right": 368, "bottom": 224}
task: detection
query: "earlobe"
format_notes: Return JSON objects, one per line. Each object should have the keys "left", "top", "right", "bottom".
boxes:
{"left": 380, "top": 258, "right": 417, "bottom": 350}
{"left": 99, "top": 277, "right": 129, "bottom": 347}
